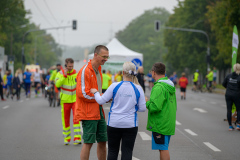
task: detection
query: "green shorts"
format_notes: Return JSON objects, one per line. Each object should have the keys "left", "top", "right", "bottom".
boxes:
{"left": 82, "top": 106, "right": 107, "bottom": 143}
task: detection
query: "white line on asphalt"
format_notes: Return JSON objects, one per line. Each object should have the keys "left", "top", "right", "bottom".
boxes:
{"left": 193, "top": 108, "right": 207, "bottom": 113}
{"left": 176, "top": 120, "right": 182, "bottom": 125}
{"left": 19, "top": 100, "right": 23, "bottom": 103}
{"left": 184, "top": 129, "right": 198, "bottom": 136}
{"left": 201, "top": 99, "right": 206, "bottom": 102}
{"left": 210, "top": 101, "right": 217, "bottom": 104}
{"left": 203, "top": 142, "right": 221, "bottom": 152}
{"left": 138, "top": 132, "right": 152, "bottom": 140}
{"left": 3, "top": 105, "right": 9, "bottom": 109}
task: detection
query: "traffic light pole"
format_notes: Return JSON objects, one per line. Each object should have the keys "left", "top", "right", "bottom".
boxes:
{"left": 21, "top": 25, "right": 72, "bottom": 71}
{"left": 161, "top": 26, "right": 210, "bottom": 70}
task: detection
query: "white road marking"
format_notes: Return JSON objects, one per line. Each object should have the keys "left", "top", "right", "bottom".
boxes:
{"left": 201, "top": 99, "right": 206, "bottom": 102}
{"left": 138, "top": 132, "right": 152, "bottom": 140}
{"left": 3, "top": 105, "right": 9, "bottom": 109}
{"left": 176, "top": 120, "right": 182, "bottom": 125}
{"left": 19, "top": 100, "right": 24, "bottom": 103}
{"left": 184, "top": 129, "right": 198, "bottom": 136}
{"left": 106, "top": 144, "right": 140, "bottom": 160}
{"left": 210, "top": 101, "right": 217, "bottom": 104}
{"left": 203, "top": 142, "right": 221, "bottom": 152}
{"left": 193, "top": 108, "right": 207, "bottom": 113}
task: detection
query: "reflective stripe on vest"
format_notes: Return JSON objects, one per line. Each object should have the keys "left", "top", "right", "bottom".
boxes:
{"left": 81, "top": 64, "right": 94, "bottom": 100}
{"left": 62, "top": 90, "right": 76, "bottom": 95}
{"left": 61, "top": 84, "right": 76, "bottom": 90}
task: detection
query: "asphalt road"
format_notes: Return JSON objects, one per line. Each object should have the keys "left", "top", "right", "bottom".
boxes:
{"left": 0, "top": 88, "right": 239, "bottom": 160}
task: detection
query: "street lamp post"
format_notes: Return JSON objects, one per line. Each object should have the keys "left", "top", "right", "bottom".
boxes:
{"left": 162, "top": 26, "right": 210, "bottom": 70}
{"left": 155, "top": 22, "right": 211, "bottom": 71}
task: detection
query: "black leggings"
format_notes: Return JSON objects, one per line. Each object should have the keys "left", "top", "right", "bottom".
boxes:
{"left": 225, "top": 95, "right": 240, "bottom": 125}
{"left": 107, "top": 126, "right": 138, "bottom": 160}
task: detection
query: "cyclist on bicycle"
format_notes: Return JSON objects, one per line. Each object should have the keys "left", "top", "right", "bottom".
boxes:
{"left": 50, "top": 63, "right": 62, "bottom": 106}
{"left": 206, "top": 68, "right": 213, "bottom": 92}
{"left": 193, "top": 69, "right": 199, "bottom": 91}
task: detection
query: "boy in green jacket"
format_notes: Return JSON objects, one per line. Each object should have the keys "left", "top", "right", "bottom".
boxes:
{"left": 146, "top": 62, "right": 177, "bottom": 160}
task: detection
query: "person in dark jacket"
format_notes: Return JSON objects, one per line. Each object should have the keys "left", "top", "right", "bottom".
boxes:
{"left": 222, "top": 63, "right": 240, "bottom": 131}
{"left": 11, "top": 71, "right": 21, "bottom": 100}
{"left": 137, "top": 66, "right": 145, "bottom": 92}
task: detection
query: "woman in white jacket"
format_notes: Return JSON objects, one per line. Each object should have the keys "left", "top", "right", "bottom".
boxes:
{"left": 90, "top": 62, "right": 146, "bottom": 160}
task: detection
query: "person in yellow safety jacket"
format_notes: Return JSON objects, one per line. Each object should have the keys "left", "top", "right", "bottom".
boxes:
{"left": 115, "top": 71, "right": 123, "bottom": 82}
{"left": 55, "top": 58, "right": 81, "bottom": 145}
{"left": 50, "top": 63, "right": 62, "bottom": 106}
{"left": 206, "top": 68, "right": 213, "bottom": 90}
{"left": 102, "top": 70, "right": 111, "bottom": 93}
{"left": 193, "top": 69, "right": 199, "bottom": 91}
{"left": 106, "top": 70, "right": 112, "bottom": 87}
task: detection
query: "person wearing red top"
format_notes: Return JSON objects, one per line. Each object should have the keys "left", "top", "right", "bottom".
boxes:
{"left": 179, "top": 72, "right": 188, "bottom": 100}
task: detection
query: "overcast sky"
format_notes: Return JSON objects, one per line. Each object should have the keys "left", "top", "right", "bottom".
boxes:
{"left": 24, "top": 0, "right": 179, "bottom": 47}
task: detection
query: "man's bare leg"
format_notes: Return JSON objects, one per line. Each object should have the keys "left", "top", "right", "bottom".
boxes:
{"left": 97, "top": 141, "right": 106, "bottom": 160}
{"left": 80, "top": 143, "right": 93, "bottom": 160}
{"left": 159, "top": 150, "right": 170, "bottom": 160}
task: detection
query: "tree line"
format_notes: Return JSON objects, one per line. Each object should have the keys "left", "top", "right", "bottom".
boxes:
{"left": 116, "top": 0, "right": 240, "bottom": 76}
{"left": 0, "top": 0, "right": 62, "bottom": 71}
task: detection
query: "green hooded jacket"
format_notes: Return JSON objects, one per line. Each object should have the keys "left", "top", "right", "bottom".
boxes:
{"left": 146, "top": 77, "right": 177, "bottom": 135}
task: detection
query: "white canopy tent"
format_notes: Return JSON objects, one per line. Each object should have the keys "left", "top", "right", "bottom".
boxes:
{"left": 88, "top": 38, "right": 143, "bottom": 73}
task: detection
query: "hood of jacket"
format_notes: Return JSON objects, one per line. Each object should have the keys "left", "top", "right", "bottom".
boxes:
{"left": 157, "top": 77, "right": 176, "bottom": 94}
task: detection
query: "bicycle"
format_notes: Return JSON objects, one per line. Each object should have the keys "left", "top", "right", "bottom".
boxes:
{"left": 201, "top": 82, "right": 212, "bottom": 93}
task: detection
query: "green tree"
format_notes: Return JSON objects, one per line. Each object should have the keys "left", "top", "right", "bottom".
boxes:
{"left": 164, "top": 0, "right": 219, "bottom": 75}
{"left": 116, "top": 7, "right": 171, "bottom": 73}
{"left": 0, "top": 0, "right": 62, "bottom": 71}
{"left": 206, "top": 0, "right": 240, "bottom": 68}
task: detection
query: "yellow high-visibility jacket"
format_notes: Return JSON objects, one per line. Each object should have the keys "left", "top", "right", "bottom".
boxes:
{"left": 55, "top": 69, "right": 77, "bottom": 103}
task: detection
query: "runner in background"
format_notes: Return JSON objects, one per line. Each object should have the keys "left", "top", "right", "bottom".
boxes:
{"left": 137, "top": 66, "right": 145, "bottom": 93}
{"left": 172, "top": 71, "right": 178, "bottom": 87}
{"left": 192, "top": 69, "right": 199, "bottom": 91}
{"left": 50, "top": 64, "right": 62, "bottom": 106}
{"left": 102, "top": 70, "right": 111, "bottom": 93}
{"left": 179, "top": 72, "right": 188, "bottom": 100}
{"left": 41, "top": 70, "right": 47, "bottom": 96}
{"left": 115, "top": 71, "right": 123, "bottom": 82}
{"left": 106, "top": 70, "right": 112, "bottom": 87}
{"left": 2, "top": 70, "right": 8, "bottom": 98}
{"left": 6, "top": 70, "right": 13, "bottom": 98}
{"left": 147, "top": 70, "right": 154, "bottom": 90}
{"left": 33, "top": 68, "right": 42, "bottom": 97}
{"left": 213, "top": 67, "right": 217, "bottom": 88}
{"left": 23, "top": 69, "right": 32, "bottom": 98}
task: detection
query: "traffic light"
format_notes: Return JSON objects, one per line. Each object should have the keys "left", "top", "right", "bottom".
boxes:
{"left": 155, "top": 20, "right": 161, "bottom": 32}
{"left": 72, "top": 20, "right": 77, "bottom": 30}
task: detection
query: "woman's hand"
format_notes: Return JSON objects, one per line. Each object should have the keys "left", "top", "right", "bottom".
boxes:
{"left": 145, "top": 96, "right": 149, "bottom": 102}
{"left": 90, "top": 88, "right": 98, "bottom": 94}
